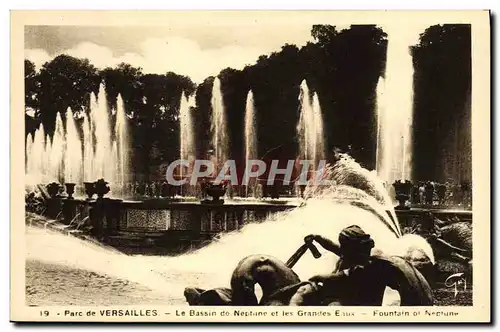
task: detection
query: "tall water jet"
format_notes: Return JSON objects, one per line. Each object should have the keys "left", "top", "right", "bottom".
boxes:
{"left": 43, "top": 134, "right": 52, "bottom": 183}
{"left": 32, "top": 125, "right": 46, "bottom": 179}
{"left": 64, "top": 107, "right": 82, "bottom": 184}
{"left": 33, "top": 125, "right": 47, "bottom": 183}
{"left": 179, "top": 92, "right": 195, "bottom": 178}
{"left": 312, "top": 92, "right": 325, "bottom": 165}
{"left": 82, "top": 112, "right": 94, "bottom": 182}
{"left": 115, "top": 94, "right": 129, "bottom": 190}
{"left": 376, "top": 28, "right": 415, "bottom": 185}
{"left": 92, "top": 84, "right": 112, "bottom": 181}
{"left": 297, "top": 80, "right": 312, "bottom": 163}
{"left": 111, "top": 141, "right": 119, "bottom": 189}
{"left": 244, "top": 90, "right": 258, "bottom": 196}
{"left": 24, "top": 125, "right": 52, "bottom": 185}
{"left": 25, "top": 133, "right": 36, "bottom": 186}
{"left": 210, "top": 78, "right": 228, "bottom": 171}
{"left": 25, "top": 84, "right": 132, "bottom": 197}
{"left": 49, "top": 112, "right": 65, "bottom": 183}
{"left": 26, "top": 133, "right": 33, "bottom": 173}
{"left": 297, "top": 80, "right": 325, "bottom": 175}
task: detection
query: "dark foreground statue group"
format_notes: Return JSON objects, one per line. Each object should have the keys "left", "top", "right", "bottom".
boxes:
{"left": 184, "top": 225, "right": 434, "bottom": 306}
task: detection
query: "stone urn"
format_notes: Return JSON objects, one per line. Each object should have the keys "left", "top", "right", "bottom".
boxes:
{"left": 83, "top": 182, "right": 96, "bottom": 200}
{"left": 46, "top": 182, "right": 61, "bottom": 198}
{"left": 65, "top": 183, "right": 76, "bottom": 199}
{"left": 203, "top": 182, "right": 227, "bottom": 204}
{"left": 395, "top": 193, "right": 410, "bottom": 210}
{"left": 95, "top": 179, "right": 111, "bottom": 199}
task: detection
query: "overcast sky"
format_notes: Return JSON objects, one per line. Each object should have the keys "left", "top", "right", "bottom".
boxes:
{"left": 24, "top": 20, "right": 432, "bottom": 84}
{"left": 24, "top": 25, "right": 318, "bottom": 83}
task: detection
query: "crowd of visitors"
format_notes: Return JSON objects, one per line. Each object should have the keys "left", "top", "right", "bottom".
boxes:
{"left": 122, "top": 178, "right": 472, "bottom": 209}
{"left": 391, "top": 180, "right": 472, "bottom": 208}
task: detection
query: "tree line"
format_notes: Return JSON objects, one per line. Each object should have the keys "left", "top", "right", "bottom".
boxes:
{"left": 25, "top": 24, "right": 471, "bottom": 183}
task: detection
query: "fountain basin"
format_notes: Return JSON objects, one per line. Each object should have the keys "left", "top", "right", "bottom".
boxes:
{"left": 42, "top": 195, "right": 471, "bottom": 236}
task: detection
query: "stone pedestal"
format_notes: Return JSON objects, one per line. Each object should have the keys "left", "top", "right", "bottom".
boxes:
{"left": 46, "top": 198, "right": 63, "bottom": 220}
{"left": 104, "top": 198, "right": 123, "bottom": 235}
{"left": 89, "top": 198, "right": 123, "bottom": 238}
{"left": 62, "top": 199, "right": 77, "bottom": 225}
{"left": 89, "top": 199, "right": 104, "bottom": 237}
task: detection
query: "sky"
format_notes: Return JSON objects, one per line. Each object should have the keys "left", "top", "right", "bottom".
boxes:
{"left": 24, "top": 21, "right": 432, "bottom": 84}
{"left": 24, "top": 25, "right": 318, "bottom": 83}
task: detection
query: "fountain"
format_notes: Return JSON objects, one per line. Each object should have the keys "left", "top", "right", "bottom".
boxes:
{"left": 115, "top": 94, "right": 130, "bottom": 192}
{"left": 23, "top": 27, "right": 474, "bottom": 308}
{"left": 111, "top": 141, "right": 118, "bottom": 186}
{"left": 84, "top": 182, "right": 96, "bottom": 200}
{"left": 30, "top": 126, "right": 43, "bottom": 182}
{"left": 64, "top": 107, "right": 82, "bottom": 184}
{"left": 93, "top": 84, "right": 113, "bottom": 183}
{"left": 50, "top": 112, "right": 64, "bottom": 183}
{"left": 95, "top": 178, "right": 111, "bottom": 199}
{"left": 46, "top": 182, "right": 61, "bottom": 198}
{"left": 244, "top": 90, "right": 257, "bottom": 197}
{"left": 25, "top": 154, "right": 443, "bottom": 306}
{"left": 82, "top": 112, "right": 94, "bottom": 182}
{"left": 210, "top": 78, "right": 229, "bottom": 171}
{"left": 25, "top": 84, "right": 131, "bottom": 197}
{"left": 297, "top": 80, "right": 325, "bottom": 177}
{"left": 179, "top": 92, "right": 196, "bottom": 195}
{"left": 25, "top": 133, "right": 33, "bottom": 173}
{"left": 376, "top": 28, "right": 415, "bottom": 185}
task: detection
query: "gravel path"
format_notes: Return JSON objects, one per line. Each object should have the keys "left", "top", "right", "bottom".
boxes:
{"left": 25, "top": 260, "right": 184, "bottom": 306}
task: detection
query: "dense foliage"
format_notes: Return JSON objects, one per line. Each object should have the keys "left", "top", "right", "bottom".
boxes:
{"left": 411, "top": 25, "right": 472, "bottom": 183}
{"left": 25, "top": 24, "right": 471, "bottom": 182}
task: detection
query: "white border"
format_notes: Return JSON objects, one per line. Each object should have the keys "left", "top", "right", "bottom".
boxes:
{"left": 3, "top": 1, "right": 498, "bottom": 331}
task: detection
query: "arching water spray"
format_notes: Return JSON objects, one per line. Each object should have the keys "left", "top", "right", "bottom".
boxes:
{"left": 26, "top": 156, "right": 433, "bottom": 305}
{"left": 26, "top": 225, "right": 183, "bottom": 302}
{"left": 26, "top": 133, "right": 33, "bottom": 175}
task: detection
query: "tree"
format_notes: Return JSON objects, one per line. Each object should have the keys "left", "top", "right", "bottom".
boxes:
{"left": 193, "top": 76, "right": 215, "bottom": 159}
{"left": 411, "top": 24, "right": 471, "bottom": 182}
{"left": 37, "top": 55, "right": 100, "bottom": 135}
{"left": 25, "top": 59, "right": 39, "bottom": 110}
{"left": 101, "top": 63, "right": 144, "bottom": 114}
{"left": 311, "top": 24, "right": 339, "bottom": 47}
{"left": 25, "top": 59, "right": 40, "bottom": 136}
